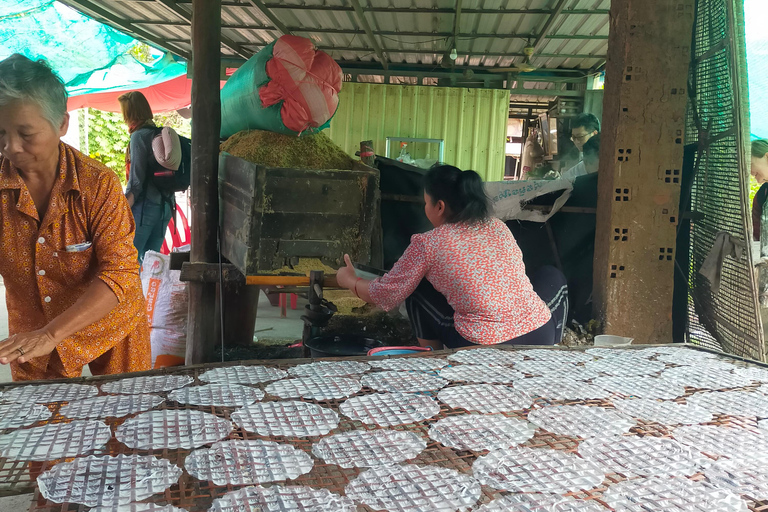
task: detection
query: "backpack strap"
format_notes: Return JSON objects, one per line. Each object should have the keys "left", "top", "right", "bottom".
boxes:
{"left": 136, "top": 127, "right": 172, "bottom": 227}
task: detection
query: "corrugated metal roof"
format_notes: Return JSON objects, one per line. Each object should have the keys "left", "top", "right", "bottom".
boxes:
{"left": 60, "top": 0, "right": 609, "bottom": 74}
{"left": 327, "top": 83, "right": 511, "bottom": 180}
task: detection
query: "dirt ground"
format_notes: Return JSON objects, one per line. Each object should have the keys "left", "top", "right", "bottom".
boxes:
{"left": 215, "top": 310, "right": 416, "bottom": 362}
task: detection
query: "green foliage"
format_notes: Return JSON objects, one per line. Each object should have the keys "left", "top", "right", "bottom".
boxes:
{"left": 84, "top": 108, "right": 192, "bottom": 184}
{"left": 86, "top": 108, "right": 130, "bottom": 183}
{"left": 154, "top": 111, "right": 192, "bottom": 138}
{"left": 129, "top": 43, "right": 155, "bottom": 65}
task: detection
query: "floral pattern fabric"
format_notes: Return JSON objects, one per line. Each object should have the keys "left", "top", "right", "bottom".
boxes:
{"left": 0, "top": 143, "right": 150, "bottom": 380}
{"left": 368, "top": 218, "right": 550, "bottom": 344}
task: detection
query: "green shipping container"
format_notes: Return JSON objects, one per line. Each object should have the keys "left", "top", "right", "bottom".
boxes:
{"left": 328, "top": 83, "right": 510, "bottom": 181}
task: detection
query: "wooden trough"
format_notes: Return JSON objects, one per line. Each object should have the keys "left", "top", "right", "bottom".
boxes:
{"left": 218, "top": 152, "right": 380, "bottom": 276}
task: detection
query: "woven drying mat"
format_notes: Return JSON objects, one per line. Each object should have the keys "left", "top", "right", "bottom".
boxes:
{"left": 0, "top": 345, "right": 765, "bottom": 512}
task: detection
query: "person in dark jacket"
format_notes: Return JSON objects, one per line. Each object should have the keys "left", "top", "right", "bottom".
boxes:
{"left": 118, "top": 91, "right": 172, "bottom": 263}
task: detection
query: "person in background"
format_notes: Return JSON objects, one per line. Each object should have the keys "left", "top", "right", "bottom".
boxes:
{"left": 336, "top": 164, "right": 556, "bottom": 350}
{"left": 0, "top": 54, "right": 150, "bottom": 380}
{"left": 118, "top": 91, "right": 172, "bottom": 263}
{"left": 571, "top": 113, "right": 600, "bottom": 153}
{"left": 751, "top": 139, "right": 768, "bottom": 242}
{"left": 561, "top": 113, "right": 600, "bottom": 180}
{"left": 562, "top": 133, "right": 600, "bottom": 181}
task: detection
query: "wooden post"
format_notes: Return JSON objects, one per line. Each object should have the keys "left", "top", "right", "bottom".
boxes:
{"left": 186, "top": 0, "right": 221, "bottom": 364}
{"left": 592, "top": 0, "right": 695, "bottom": 343}
{"left": 360, "top": 140, "right": 375, "bottom": 167}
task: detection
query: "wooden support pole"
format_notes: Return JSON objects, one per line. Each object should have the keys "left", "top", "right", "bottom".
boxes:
{"left": 592, "top": 0, "right": 695, "bottom": 343}
{"left": 186, "top": 0, "right": 222, "bottom": 365}
{"left": 360, "top": 140, "right": 375, "bottom": 167}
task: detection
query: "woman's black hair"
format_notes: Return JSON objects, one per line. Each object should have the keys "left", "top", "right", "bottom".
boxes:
{"left": 424, "top": 164, "right": 490, "bottom": 223}
{"left": 582, "top": 133, "right": 600, "bottom": 158}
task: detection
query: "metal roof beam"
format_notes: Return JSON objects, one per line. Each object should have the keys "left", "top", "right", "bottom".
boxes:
{"left": 59, "top": 0, "right": 192, "bottom": 59}
{"left": 338, "top": 60, "right": 587, "bottom": 79}
{"left": 533, "top": 0, "right": 569, "bottom": 50}
{"left": 453, "top": 0, "right": 463, "bottom": 48}
{"left": 174, "top": 1, "right": 608, "bottom": 15}
{"left": 349, "top": 0, "right": 388, "bottom": 70}
{"left": 217, "top": 54, "right": 594, "bottom": 76}
{"left": 301, "top": 29, "right": 608, "bottom": 40}
{"left": 128, "top": 20, "right": 608, "bottom": 40}
{"left": 446, "top": 0, "right": 462, "bottom": 66}
{"left": 244, "top": 0, "right": 291, "bottom": 35}
{"left": 155, "top": 0, "right": 252, "bottom": 59}
{"left": 227, "top": 44, "right": 606, "bottom": 60}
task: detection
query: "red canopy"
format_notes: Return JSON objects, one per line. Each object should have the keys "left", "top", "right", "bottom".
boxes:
{"left": 68, "top": 75, "right": 227, "bottom": 113}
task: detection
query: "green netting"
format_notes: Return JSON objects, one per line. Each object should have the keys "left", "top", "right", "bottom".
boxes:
{"left": 0, "top": 1, "right": 186, "bottom": 97}
{"left": 685, "top": 0, "right": 764, "bottom": 360}
{"left": 220, "top": 41, "right": 286, "bottom": 137}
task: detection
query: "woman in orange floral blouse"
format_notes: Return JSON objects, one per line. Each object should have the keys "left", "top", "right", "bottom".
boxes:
{"left": 0, "top": 54, "right": 151, "bottom": 381}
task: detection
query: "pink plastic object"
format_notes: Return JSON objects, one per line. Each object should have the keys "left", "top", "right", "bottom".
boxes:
{"left": 151, "top": 127, "right": 182, "bottom": 171}
{"left": 161, "top": 204, "right": 191, "bottom": 255}
{"left": 260, "top": 35, "right": 343, "bottom": 133}
{"left": 367, "top": 346, "right": 433, "bottom": 356}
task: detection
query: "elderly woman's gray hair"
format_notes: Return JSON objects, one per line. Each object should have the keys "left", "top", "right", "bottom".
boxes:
{"left": 0, "top": 54, "right": 68, "bottom": 128}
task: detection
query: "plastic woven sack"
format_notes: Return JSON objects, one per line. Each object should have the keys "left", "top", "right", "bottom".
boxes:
{"left": 220, "top": 35, "right": 342, "bottom": 138}
{"left": 140, "top": 251, "right": 187, "bottom": 368}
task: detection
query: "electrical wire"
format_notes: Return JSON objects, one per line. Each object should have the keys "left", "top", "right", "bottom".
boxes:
{"left": 378, "top": 35, "right": 449, "bottom": 45}
{"left": 217, "top": 227, "right": 225, "bottom": 363}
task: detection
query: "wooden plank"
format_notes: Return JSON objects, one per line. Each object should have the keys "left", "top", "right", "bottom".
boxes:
{"left": 592, "top": 0, "right": 695, "bottom": 343}
{"left": 186, "top": 0, "right": 222, "bottom": 365}
{"left": 218, "top": 154, "right": 379, "bottom": 275}
{"left": 522, "top": 204, "right": 701, "bottom": 219}
{"left": 382, "top": 194, "right": 425, "bottom": 204}
{"left": 169, "top": 251, "right": 191, "bottom": 271}
{"left": 246, "top": 275, "right": 340, "bottom": 287}
{"left": 523, "top": 205, "right": 597, "bottom": 214}
{"left": 180, "top": 262, "right": 245, "bottom": 283}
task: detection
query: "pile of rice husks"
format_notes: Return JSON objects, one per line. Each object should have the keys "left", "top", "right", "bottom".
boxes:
{"left": 262, "top": 258, "right": 338, "bottom": 276}
{"left": 323, "top": 290, "right": 374, "bottom": 316}
{"left": 221, "top": 129, "right": 354, "bottom": 170}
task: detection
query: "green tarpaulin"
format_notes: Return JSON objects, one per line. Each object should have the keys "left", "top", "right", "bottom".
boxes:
{"left": 0, "top": 0, "right": 186, "bottom": 98}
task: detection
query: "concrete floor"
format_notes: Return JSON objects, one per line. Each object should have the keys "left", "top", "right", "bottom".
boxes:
{"left": 0, "top": 494, "right": 33, "bottom": 512}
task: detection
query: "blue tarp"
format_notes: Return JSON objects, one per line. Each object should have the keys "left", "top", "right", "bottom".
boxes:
{"left": 0, "top": 1, "right": 186, "bottom": 97}
{"left": 746, "top": 0, "right": 768, "bottom": 140}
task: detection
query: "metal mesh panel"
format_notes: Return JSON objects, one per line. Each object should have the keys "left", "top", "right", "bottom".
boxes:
{"left": 685, "top": 0, "right": 764, "bottom": 360}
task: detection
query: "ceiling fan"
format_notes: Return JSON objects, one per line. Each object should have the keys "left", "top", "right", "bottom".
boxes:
{"left": 491, "top": 40, "right": 538, "bottom": 73}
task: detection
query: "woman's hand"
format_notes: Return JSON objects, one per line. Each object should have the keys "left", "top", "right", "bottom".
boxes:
{"left": 336, "top": 254, "right": 358, "bottom": 290}
{"left": 0, "top": 329, "right": 59, "bottom": 365}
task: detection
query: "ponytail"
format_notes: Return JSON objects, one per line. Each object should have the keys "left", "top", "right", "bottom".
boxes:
{"left": 424, "top": 164, "right": 490, "bottom": 223}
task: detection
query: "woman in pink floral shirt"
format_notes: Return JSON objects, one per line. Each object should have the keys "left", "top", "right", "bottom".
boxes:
{"left": 337, "top": 165, "right": 556, "bottom": 350}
